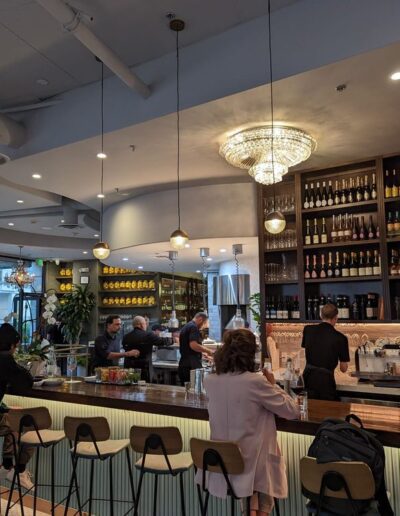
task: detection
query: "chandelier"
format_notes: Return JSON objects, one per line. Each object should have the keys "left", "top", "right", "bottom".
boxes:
{"left": 219, "top": 125, "right": 316, "bottom": 185}
{"left": 5, "top": 246, "right": 35, "bottom": 287}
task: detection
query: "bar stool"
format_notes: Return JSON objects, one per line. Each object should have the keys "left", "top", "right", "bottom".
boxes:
{"left": 130, "top": 425, "right": 193, "bottom": 516}
{"left": 6, "top": 406, "right": 66, "bottom": 516}
{"left": 63, "top": 416, "right": 135, "bottom": 516}
{"left": 190, "top": 437, "right": 251, "bottom": 516}
{"left": 300, "top": 456, "right": 380, "bottom": 515}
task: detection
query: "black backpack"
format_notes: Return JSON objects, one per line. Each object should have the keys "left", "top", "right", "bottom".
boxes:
{"left": 306, "top": 414, "right": 393, "bottom": 515}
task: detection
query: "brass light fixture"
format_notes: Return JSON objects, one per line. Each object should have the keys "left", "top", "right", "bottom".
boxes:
{"left": 169, "top": 18, "right": 189, "bottom": 250}
{"left": 93, "top": 59, "right": 111, "bottom": 260}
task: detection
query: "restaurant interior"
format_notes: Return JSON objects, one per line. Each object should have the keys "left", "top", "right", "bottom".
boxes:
{"left": 0, "top": 0, "right": 400, "bottom": 515}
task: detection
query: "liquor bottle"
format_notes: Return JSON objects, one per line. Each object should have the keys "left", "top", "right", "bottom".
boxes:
{"left": 347, "top": 178, "right": 354, "bottom": 203}
{"left": 327, "top": 180, "right": 334, "bottom": 206}
{"left": 371, "top": 173, "right": 377, "bottom": 200}
{"left": 334, "top": 180, "right": 341, "bottom": 205}
{"left": 311, "top": 254, "right": 318, "bottom": 279}
{"left": 326, "top": 293, "right": 333, "bottom": 304}
{"left": 315, "top": 182, "right": 322, "bottom": 208}
{"left": 269, "top": 297, "right": 277, "bottom": 319}
{"left": 344, "top": 213, "right": 352, "bottom": 241}
{"left": 387, "top": 211, "right": 394, "bottom": 234}
{"left": 376, "top": 224, "right": 380, "bottom": 238}
{"left": 352, "top": 297, "right": 360, "bottom": 320}
{"left": 359, "top": 216, "right": 367, "bottom": 240}
{"left": 318, "top": 295, "right": 326, "bottom": 319}
{"left": 292, "top": 296, "right": 300, "bottom": 319}
{"left": 341, "top": 252, "right": 350, "bottom": 277}
{"left": 352, "top": 216, "right": 359, "bottom": 240}
{"left": 336, "top": 296, "right": 343, "bottom": 319}
{"left": 304, "top": 255, "right": 311, "bottom": 279}
{"left": 320, "top": 253, "right": 327, "bottom": 278}
{"left": 277, "top": 297, "right": 283, "bottom": 319}
{"left": 337, "top": 214, "right": 344, "bottom": 241}
{"left": 303, "top": 184, "right": 310, "bottom": 209}
{"left": 373, "top": 250, "right": 381, "bottom": 276}
{"left": 356, "top": 176, "right": 363, "bottom": 202}
{"left": 363, "top": 175, "right": 371, "bottom": 201}
{"left": 282, "top": 298, "right": 289, "bottom": 319}
{"left": 321, "top": 217, "right": 328, "bottom": 244}
{"left": 341, "top": 296, "right": 350, "bottom": 319}
{"left": 385, "top": 170, "right": 392, "bottom": 198}
{"left": 331, "top": 214, "right": 338, "bottom": 242}
{"left": 265, "top": 298, "right": 270, "bottom": 319}
{"left": 306, "top": 296, "right": 313, "bottom": 320}
{"left": 367, "top": 215, "right": 375, "bottom": 239}
{"left": 365, "top": 251, "right": 373, "bottom": 276}
{"left": 309, "top": 183, "right": 315, "bottom": 209}
{"left": 390, "top": 250, "right": 398, "bottom": 276}
{"left": 394, "top": 211, "right": 400, "bottom": 234}
{"left": 334, "top": 251, "right": 341, "bottom": 277}
{"left": 326, "top": 251, "right": 334, "bottom": 278}
{"left": 340, "top": 179, "right": 347, "bottom": 204}
{"left": 366, "top": 295, "right": 375, "bottom": 320}
{"left": 313, "top": 296, "right": 320, "bottom": 320}
{"left": 304, "top": 219, "right": 311, "bottom": 245}
{"left": 321, "top": 181, "right": 328, "bottom": 207}
{"left": 392, "top": 169, "right": 399, "bottom": 198}
{"left": 312, "top": 218, "right": 320, "bottom": 245}
{"left": 358, "top": 251, "right": 366, "bottom": 276}
{"left": 349, "top": 252, "right": 358, "bottom": 277}
{"left": 359, "top": 295, "right": 366, "bottom": 320}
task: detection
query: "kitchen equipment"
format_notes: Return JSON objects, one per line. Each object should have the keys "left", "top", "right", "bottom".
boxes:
{"left": 156, "top": 347, "right": 180, "bottom": 362}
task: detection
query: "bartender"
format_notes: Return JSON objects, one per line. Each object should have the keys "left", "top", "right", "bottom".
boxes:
{"left": 302, "top": 303, "right": 350, "bottom": 400}
{"left": 93, "top": 315, "right": 139, "bottom": 368}
{"left": 178, "top": 312, "right": 213, "bottom": 384}
{"left": 122, "top": 316, "right": 174, "bottom": 382}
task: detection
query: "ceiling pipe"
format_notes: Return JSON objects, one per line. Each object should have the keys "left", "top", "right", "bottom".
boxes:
{"left": 35, "top": 0, "right": 150, "bottom": 98}
{"left": 0, "top": 114, "right": 26, "bottom": 148}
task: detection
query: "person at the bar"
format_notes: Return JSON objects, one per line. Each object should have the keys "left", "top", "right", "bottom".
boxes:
{"left": 93, "top": 315, "right": 139, "bottom": 368}
{"left": 0, "top": 323, "right": 35, "bottom": 490}
{"left": 199, "top": 328, "right": 299, "bottom": 516}
{"left": 301, "top": 303, "right": 350, "bottom": 400}
{"left": 122, "top": 315, "right": 173, "bottom": 382}
{"left": 178, "top": 312, "right": 213, "bottom": 384}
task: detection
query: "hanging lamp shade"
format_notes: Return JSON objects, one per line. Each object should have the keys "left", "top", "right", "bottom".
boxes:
{"left": 264, "top": 210, "right": 286, "bottom": 234}
{"left": 170, "top": 228, "right": 189, "bottom": 250}
{"left": 92, "top": 241, "right": 111, "bottom": 260}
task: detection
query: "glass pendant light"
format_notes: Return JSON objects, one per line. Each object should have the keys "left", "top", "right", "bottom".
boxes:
{"left": 225, "top": 244, "right": 245, "bottom": 330}
{"left": 169, "top": 18, "right": 189, "bottom": 250}
{"left": 264, "top": 0, "right": 286, "bottom": 235}
{"left": 93, "top": 59, "right": 111, "bottom": 260}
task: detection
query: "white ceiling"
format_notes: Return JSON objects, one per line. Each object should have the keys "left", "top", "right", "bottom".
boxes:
{"left": 0, "top": 0, "right": 300, "bottom": 109}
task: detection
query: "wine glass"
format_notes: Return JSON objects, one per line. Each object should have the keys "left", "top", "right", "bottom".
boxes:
{"left": 67, "top": 354, "right": 77, "bottom": 383}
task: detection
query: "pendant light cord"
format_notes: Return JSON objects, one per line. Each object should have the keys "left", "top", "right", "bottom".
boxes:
{"left": 267, "top": 0, "right": 276, "bottom": 209}
{"left": 234, "top": 251, "right": 240, "bottom": 310}
{"left": 201, "top": 257, "right": 207, "bottom": 312}
{"left": 100, "top": 61, "right": 104, "bottom": 241}
{"left": 175, "top": 29, "right": 182, "bottom": 230}
{"left": 170, "top": 258, "right": 176, "bottom": 311}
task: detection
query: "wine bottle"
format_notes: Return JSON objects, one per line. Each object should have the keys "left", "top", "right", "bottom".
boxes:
{"left": 371, "top": 173, "right": 377, "bottom": 200}
{"left": 320, "top": 253, "right": 327, "bottom": 278}
{"left": 385, "top": 170, "right": 392, "bottom": 198}
{"left": 318, "top": 295, "right": 326, "bottom": 319}
{"left": 367, "top": 215, "right": 375, "bottom": 239}
{"left": 340, "top": 179, "right": 347, "bottom": 204}
{"left": 304, "top": 255, "right": 311, "bottom": 279}
{"left": 265, "top": 297, "right": 270, "bottom": 319}
{"left": 315, "top": 182, "right": 322, "bottom": 208}
{"left": 321, "top": 181, "right": 328, "bottom": 207}
{"left": 390, "top": 249, "right": 398, "bottom": 276}
{"left": 365, "top": 251, "right": 373, "bottom": 276}
{"left": 342, "top": 296, "right": 350, "bottom": 319}
{"left": 309, "top": 183, "right": 315, "bottom": 209}
{"left": 366, "top": 295, "right": 375, "bottom": 320}
{"left": 359, "top": 216, "right": 366, "bottom": 240}
{"left": 373, "top": 250, "right": 381, "bottom": 276}
{"left": 344, "top": 213, "right": 352, "bottom": 241}
{"left": 392, "top": 169, "right": 399, "bottom": 198}
{"left": 337, "top": 214, "right": 344, "bottom": 241}
{"left": 327, "top": 180, "right": 334, "bottom": 206}
{"left": 356, "top": 176, "right": 363, "bottom": 202}
{"left": 304, "top": 219, "right": 311, "bottom": 245}
{"left": 387, "top": 211, "right": 394, "bottom": 234}
{"left": 334, "top": 251, "right": 341, "bottom": 277}
{"left": 363, "top": 174, "right": 371, "bottom": 201}
{"left": 352, "top": 215, "right": 359, "bottom": 240}
{"left": 326, "top": 251, "right": 334, "bottom": 278}
{"left": 282, "top": 298, "right": 289, "bottom": 319}
{"left": 313, "top": 296, "right": 319, "bottom": 320}
{"left": 347, "top": 178, "right": 354, "bottom": 203}
{"left": 312, "top": 218, "right": 320, "bottom": 244}
{"left": 376, "top": 224, "right": 380, "bottom": 238}
{"left": 277, "top": 297, "right": 283, "bottom": 319}
{"left": 349, "top": 252, "right": 358, "bottom": 277}
{"left": 311, "top": 254, "right": 318, "bottom": 279}
{"left": 341, "top": 252, "right": 349, "bottom": 277}
{"left": 331, "top": 214, "right": 338, "bottom": 242}
{"left": 321, "top": 217, "right": 328, "bottom": 244}
{"left": 306, "top": 296, "right": 313, "bottom": 320}
{"left": 334, "top": 180, "right": 341, "bottom": 205}
{"left": 352, "top": 297, "right": 360, "bottom": 320}
{"left": 358, "top": 251, "right": 366, "bottom": 276}
{"left": 394, "top": 210, "right": 400, "bottom": 234}
{"left": 303, "top": 184, "right": 310, "bottom": 209}
{"left": 292, "top": 296, "right": 300, "bottom": 319}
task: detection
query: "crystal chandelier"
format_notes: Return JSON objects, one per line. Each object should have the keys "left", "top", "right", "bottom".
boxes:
{"left": 5, "top": 246, "right": 35, "bottom": 287}
{"left": 219, "top": 125, "right": 316, "bottom": 185}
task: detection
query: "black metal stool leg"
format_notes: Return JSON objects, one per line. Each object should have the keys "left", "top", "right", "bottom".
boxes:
{"left": 179, "top": 472, "right": 186, "bottom": 516}
{"left": 51, "top": 445, "right": 55, "bottom": 515}
{"left": 203, "top": 491, "right": 210, "bottom": 516}
{"left": 246, "top": 496, "right": 251, "bottom": 516}
{"left": 88, "top": 459, "right": 95, "bottom": 516}
{"left": 64, "top": 456, "right": 78, "bottom": 516}
{"left": 125, "top": 448, "right": 136, "bottom": 505}
{"left": 196, "top": 483, "right": 204, "bottom": 515}
{"left": 274, "top": 497, "right": 280, "bottom": 516}
{"left": 230, "top": 495, "right": 235, "bottom": 516}
{"left": 152, "top": 474, "right": 158, "bottom": 516}
{"left": 33, "top": 445, "right": 40, "bottom": 515}
{"left": 109, "top": 456, "right": 114, "bottom": 516}
{"left": 134, "top": 469, "right": 145, "bottom": 516}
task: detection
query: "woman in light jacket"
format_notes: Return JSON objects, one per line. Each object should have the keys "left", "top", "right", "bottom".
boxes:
{"left": 201, "top": 328, "right": 299, "bottom": 516}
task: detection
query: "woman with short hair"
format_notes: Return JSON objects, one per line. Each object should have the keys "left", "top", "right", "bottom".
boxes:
{"left": 201, "top": 328, "right": 299, "bottom": 516}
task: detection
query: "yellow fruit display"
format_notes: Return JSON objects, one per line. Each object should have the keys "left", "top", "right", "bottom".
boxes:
{"left": 137, "top": 280, "right": 143, "bottom": 289}
{"left": 149, "top": 280, "right": 155, "bottom": 289}
{"left": 103, "top": 297, "right": 109, "bottom": 305}
{"left": 65, "top": 268, "right": 72, "bottom": 276}
{"left": 143, "top": 280, "right": 148, "bottom": 288}
{"left": 60, "top": 283, "right": 66, "bottom": 292}
{"left": 109, "top": 281, "right": 114, "bottom": 290}
{"left": 115, "top": 281, "right": 120, "bottom": 289}
{"left": 149, "top": 296, "right": 155, "bottom": 305}
{"left": 115, "top": 267, "right": 120, "bottom": 274}
{"left": 132, "top": 280, "right": 137, "bottom": 289}
{"left": 132, "top": 297, "right": 137, "bottom": 305}
{"left": 137, "top": 297, "right": 143, "bottom": 305}
{"left": 103, "top": 282, "right": 109, "bottom": 290}
{"left": 109, "top": 298, "right": 114, "bottom": 305}
{"left": 120, "top": 280, "right": 125, "bottom": 289}
{"left": 119, "top": 297, "right": 125, "bottom": 305}
{"left": 60, "top": 268, "right": 65, "bottom": 276}
{"left": 143, "top": 296, "right": 149, "bottom": 305}
{"left": 126, "top": 297, "right": 131, "bottom": 305}
{"left": 109, "top": 266, "right": 114, "bottom": 274}
{"left": 65, "top": 283, "right": 72, "bottom": 291}
{"left": 103, "top": 265, "right": 109, "bottom": 274}
{"left": 126, "top": 280, "right": 131, "bottom": 289}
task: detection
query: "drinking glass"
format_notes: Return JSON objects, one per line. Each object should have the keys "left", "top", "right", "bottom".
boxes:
{"left": 297, "top": 390, "right": 308, "bottom": 420}
{"left": 67, "top": 354, "right": 77, "bottom": 383}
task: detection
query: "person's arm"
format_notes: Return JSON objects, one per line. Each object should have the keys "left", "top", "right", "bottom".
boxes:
{"left": 95, "top": 336, "right": 138, "bottom": 361}
{"left": 188, "top": 327, "right": 213, "bottom": 356}
{"left": 5, "top": 355, "right": 33, "bottom": 394}
{"left": 148, "top": 333, "right": 173, "bottom": 348}
{"left": 255, "top": 370, "right": 300, "bottom": 419}
{"left": 108, "top": 350, "right": 139, "bottom": 359}
{"left": 338, "top": 335, "right": 351, "bottom": 373}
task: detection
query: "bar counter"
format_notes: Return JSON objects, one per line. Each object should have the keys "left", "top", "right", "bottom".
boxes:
{"left": 4, "top": 382, "right": 400, "bottom": 515}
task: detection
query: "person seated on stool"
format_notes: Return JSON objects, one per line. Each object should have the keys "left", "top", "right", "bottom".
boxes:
{"left": 123, "top": 316, "right": 173, "bottom": 382}
{"left": 0, "top": 323, "right": 36, "bottom": 490}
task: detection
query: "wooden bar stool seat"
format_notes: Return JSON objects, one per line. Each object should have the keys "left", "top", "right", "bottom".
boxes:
{"left": 130, "top": 425, "right": 192, "bottom": 516}
{"left": 74, "top": 438, "right": 130, "bottom": 459}
{"left": 21, "top": 429, "right": 65, "bottom": 446}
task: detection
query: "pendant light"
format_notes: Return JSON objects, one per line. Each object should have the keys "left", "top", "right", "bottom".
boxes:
{"left": 264, "top": 0, "right": 286, "bottom": 235}
{"left": 93, "top": 59, "right": 111, "bottom": 260}
{"left": 168, "top": 250, "right": 179, "bottom": 329}
{"left": 169, "top": 18, "right": 189, "bottom": 250}
{"left": 225, "top": 244, "right": 245, "bottom": 330}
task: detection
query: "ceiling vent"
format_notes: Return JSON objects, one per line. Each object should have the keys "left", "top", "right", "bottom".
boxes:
{"left": 57, "top": 205, "right": 81, "bottom": 229}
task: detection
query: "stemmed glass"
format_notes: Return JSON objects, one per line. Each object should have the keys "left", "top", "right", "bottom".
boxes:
{"left": 67, "top": 354, "right": 78, "bottom": 383}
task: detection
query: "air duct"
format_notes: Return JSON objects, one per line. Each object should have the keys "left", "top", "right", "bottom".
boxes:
{"left": 0, "top": 114, "right": 26, "bottom": 148}
{"left": 213, "top": 274, "right": 250, "bottom": 305}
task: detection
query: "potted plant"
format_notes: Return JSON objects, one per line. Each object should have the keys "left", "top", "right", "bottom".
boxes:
{"left": 248, "top": 292, "right": 261, "bottom": 332}
{"left": 57, "top": 285, "right": 96, "bottom": 346}
{"left": 16, "top": 331, "right": 51, "bottom": 377}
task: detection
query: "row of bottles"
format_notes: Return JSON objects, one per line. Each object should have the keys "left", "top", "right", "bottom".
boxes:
{"left": 390, "top": 249, "right": 400, "bottom": 276}
{"left": 304, "top": 214, "right": 379, "bottom": 245}
{"left": 303, "top": 174, "right": 377, "bottom": 209}
{"left": 384, "top": 169, "right": 400, "bottom": 198}
{"left": 103, "top": 279, "right": 156, "bottom": 290}
{"left": 304, "top": 250, "right": 381, "bottom": 279}
{"left": 266, "top": 296, "right": 300, "bottom": 320}
{"left": 306, "top": 294, "right": 379, "bottom": 321}
{"left": 102, "top": 266, "right": 141, "bottom": 275}
{"left": 102, "top": 295, "right": 156, "bottom": 306}
{"left": 386, "top": 211, "right": 400, "bottom": 236}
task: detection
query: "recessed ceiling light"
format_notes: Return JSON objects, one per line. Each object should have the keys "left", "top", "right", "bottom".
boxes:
{"left": 206, "top": 257, "right": 213, "bottom": 261}
{"left": 82, "top": 251, "right": 88, "bottom": 254}
{"left": 96, "top": 152, "right": 107, "bottom": 159}
{"left": 184, "top": 243, "right": 190, "bottom": 248}
{"left": 196, "top": 270, "right": 201, "bottom": 273}
{"left": 61, "top": 219, "right": 65, "bottom": 223}
{"left": 97, "top": 193, "right": 105, "bottom": 199}
{"left": 122, "top": 257, "right": 129, "bottom": 261}
{"left": 7, "top": 222, "right": 14, "bottom": 226}
{"left": 219, "top": 248, "right": 227, "bottom": 253}
{"left": 32, "top": 173, "right": 42, "bottom": 179}
{"left": 41, "top": 226, "right": 52, "bottom": 230}
{"left": 390, "top": 71, "right": 400, "bottom": 81}
{"left": 36, "top": 78, "right": 49, "bottom": 86}
{"left": 16, "top": 200, "right": 24, "bottom": 204}
{"left": 94, "top": 234, "right": 99, "bottom": 237}
{"left": 137, "top": 265, "right": 144, "bottom": 269}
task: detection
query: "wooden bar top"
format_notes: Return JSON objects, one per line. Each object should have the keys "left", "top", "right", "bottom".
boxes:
{"left": 25, "top": 381, "right": 400, "bottom": 447}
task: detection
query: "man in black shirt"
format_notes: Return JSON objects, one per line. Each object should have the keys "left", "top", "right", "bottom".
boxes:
{"left": 93, "top": 315, "right": 139, "bottom": 368}
{"left": 123, "top": 316, "right": 173, "bottom": 382}
{"left": 302, "top": 303, "right": 350, "bottom": 400}
{"left": 178, "top": 312, "right": 213, "bottom": 384}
